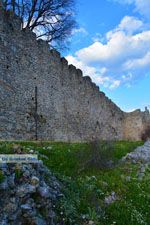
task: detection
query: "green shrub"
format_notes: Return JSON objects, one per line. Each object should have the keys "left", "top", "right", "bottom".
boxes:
{"left": 78, "top": 140, "right": 115, "bottom": 171}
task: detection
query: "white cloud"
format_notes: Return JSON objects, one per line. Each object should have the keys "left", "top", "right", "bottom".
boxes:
{"left": 126, "top": 108, "right": 137, "bottom": 112}
{"left": 123, "top": 52, "right": 150, "bottom": 70}
{"left": 66, "top": 15, "right": 150, "bottom": 89}
{"left": 109, "top": 80, "right": 121, "bottom": 89}
{"left": 112, "top": 0, "right": 150, "bottom": 20}
{"left": 66, "top": 55, "right": 121, "bottom": 89}
{"left": 76, "top": 16, "right": 149, "bottom": 65}
{"left": 134, "top": 0, "right": 150, "bottom": 20}
{"left": 66, "top": 55, "right": 96, "bottom": 75}
{"left": 72, "top": 27, "right": 88, "bottom": 35}
{"left": 117, "top": 16, "right": 144, "bottom": 34}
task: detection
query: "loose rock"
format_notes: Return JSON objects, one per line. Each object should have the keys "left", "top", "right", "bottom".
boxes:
{"left": 0, "top": 156, "right": 62, "bottom": 225}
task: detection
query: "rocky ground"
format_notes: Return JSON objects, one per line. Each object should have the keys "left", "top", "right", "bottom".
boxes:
{"left": 0, "top": 141, "right": 149, "bottom": 225}
{"left": 103, "top": 141, "right": 150, "bottom": 206}
{"left": 0, "top": 146, "right": 62, "bottom": 225}
{"left": 121, "top": 140, "right": 150, "bottom": 181}
{"left": 122, "top": 140, "right": 150, "bottom": 164}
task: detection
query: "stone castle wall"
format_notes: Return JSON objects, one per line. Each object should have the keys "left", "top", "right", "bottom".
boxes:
{"left": 123, "top": 108, "right": 150, "bottom": 141}
{"left": 0, "top": 9, "right": 149, "bottom": 141}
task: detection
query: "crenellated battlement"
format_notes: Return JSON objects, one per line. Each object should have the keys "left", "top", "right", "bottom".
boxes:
{"left": 0, "top": 9, "right": 122, "bottom": 109}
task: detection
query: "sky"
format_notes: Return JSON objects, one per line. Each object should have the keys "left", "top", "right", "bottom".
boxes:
{"left": 64, "top": 0, "right": 150, "bottom": 112}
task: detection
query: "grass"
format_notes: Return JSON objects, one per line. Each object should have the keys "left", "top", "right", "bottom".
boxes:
{"left": 0, "top": 140, "right": 149, "bottom": 225}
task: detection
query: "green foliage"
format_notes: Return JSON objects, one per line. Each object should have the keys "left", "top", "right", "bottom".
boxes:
{"left": 104, "top": 172, "right": 150, "bottom": 225}
{"left": 0, "top": 170, "right": 4, "bottom": 183}
{"left": 113, "top": 141, "right": 143, "bottom": 161}
{"left": 0, "top": 142, "right": 14, "bottom": 154}
{"left": 15, "top": 166, "right": 22, "bottom": 180}
{"left": 0, "top": 140, "right": 149, "bottom": 225}
{"left": 78, "top": 140, "right": 116, "bottom": 171}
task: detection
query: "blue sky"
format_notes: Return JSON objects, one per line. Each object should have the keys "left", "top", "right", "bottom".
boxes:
{"left": 65, "top": 0, "right": 150, "bottom": 112}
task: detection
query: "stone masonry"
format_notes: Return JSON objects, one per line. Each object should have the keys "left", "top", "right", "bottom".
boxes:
{"left": 0, "top": 8, "right": 150, "bottom": 141}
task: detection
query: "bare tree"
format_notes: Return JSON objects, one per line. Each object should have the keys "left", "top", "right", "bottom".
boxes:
{"left": 2, "top": 0, "right": 76, "bottom": 49}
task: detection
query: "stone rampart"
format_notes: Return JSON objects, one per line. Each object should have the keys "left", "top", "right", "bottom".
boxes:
{"left": 0, "top": 9, "right": 149, "bottom": 141}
